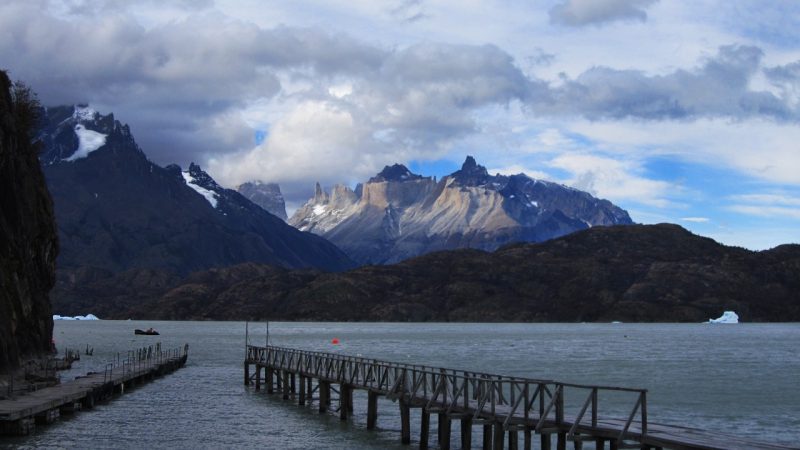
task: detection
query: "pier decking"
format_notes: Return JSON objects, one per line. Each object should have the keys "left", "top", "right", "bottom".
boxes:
{"left": 244, "top": 345, "right": 794, "bottom": 450}
{"left": 0, "top": 344, "right": 188, "bottom": 436}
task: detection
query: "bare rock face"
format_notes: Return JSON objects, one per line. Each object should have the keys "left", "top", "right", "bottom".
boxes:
{"left": 237, "top": 181, "right": 288, "bottom": 221}
{"left": 289, "top": 156, "right": 633, "bottom": 265}
{"left": 0, "top": 72, "right": 58, "bottom": 370}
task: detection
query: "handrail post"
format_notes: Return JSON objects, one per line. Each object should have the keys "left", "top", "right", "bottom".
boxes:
{"left": 641, "top": 391, "right": 648, "bottom": 439}
{"left": 591, "top": 387, "right": 598, "bottom": 428}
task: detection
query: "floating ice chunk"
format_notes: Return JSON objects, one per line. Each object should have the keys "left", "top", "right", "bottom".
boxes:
{"left": 64, "top": 125, "right": 107, "bottom": 161}
{"left": 53, "top": 313, "right": 100, "bottom": 320}
{"left": 182, "top": 171, "right": 219, "bottom": 208}
{"left": 708, "top": 311, "right": 739, "bottom": 324}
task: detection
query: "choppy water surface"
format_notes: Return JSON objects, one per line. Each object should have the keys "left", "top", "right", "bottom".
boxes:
{"left": 3, "top": 321, "right": 799, "bottom": 449}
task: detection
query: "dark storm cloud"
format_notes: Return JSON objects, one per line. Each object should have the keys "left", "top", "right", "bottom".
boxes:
{"left": 537, "top": 45, "right": 793, "bottom": 121}
{"left": 549, "top": 0, "right": 658, "bottom": 27}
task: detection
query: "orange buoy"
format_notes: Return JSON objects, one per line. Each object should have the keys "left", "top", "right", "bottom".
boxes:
{"left": 331, "top": 338, "right": 340, "bottom": 344}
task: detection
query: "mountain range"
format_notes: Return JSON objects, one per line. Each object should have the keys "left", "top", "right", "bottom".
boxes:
{"left": 289, "top": 157, "right": 633, "bottom": 264}
{"left": 38, "top": 105, "right": 354, "bottom": 281}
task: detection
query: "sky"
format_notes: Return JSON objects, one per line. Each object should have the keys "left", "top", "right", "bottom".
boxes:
{"left": 2, "top": 0, "right": 799, "bottom": 249}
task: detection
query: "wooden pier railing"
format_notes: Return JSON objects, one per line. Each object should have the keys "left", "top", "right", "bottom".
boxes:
{"left": 244, "top": 345, "right": 793, "bottom": 450}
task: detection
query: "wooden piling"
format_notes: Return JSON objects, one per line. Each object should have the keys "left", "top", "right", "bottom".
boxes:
{"left": 266, "top": 367, "right": 274, "bottom": 394}
{"left": 367, "top": 391, "right": 378, "bottom": 430}
{"left": 482, "top": 424, "right": 492, "bottom": 450}
{"left": 243, "top": 361, "right": 250, "bottom": 386}
{"left": 420, "top": 410, "right": 431, "bottom": 449}
{"left": 400, "top": 399, "right": 411, "bottom": 445}
{"left": 438, "top": 413, "right": 451, "bottom": 450}
{"left": 508, "top": 428, "right": 519, "bottom": 450}
{"left": 460, "top": 416, "right": 472, "bottom": 450}
{"left": 299, "top": 375, "right": 306, "bottom": 405}
{"left": 282, "top": 371, "right": 290, "bottom": 400}
{"left": 255, "top": 365, "right": 262, "bottom": 391}
{"left": 319, "top": 380, "right": 330, "bottom": 413}
{"left": 493, "top": 423, "right": 504, "bottom": 450}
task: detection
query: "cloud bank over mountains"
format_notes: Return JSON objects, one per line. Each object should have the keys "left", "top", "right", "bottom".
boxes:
{"left": 2, "top": 0, "right": 799, "bottom": 249}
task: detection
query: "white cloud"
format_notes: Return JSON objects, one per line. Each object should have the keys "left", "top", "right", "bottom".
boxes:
{"left": 547, "top": 153, "right": 674, "bottom": 207}
{"left": 681, "top": 217, "right": 711, "bottom": 223}
{"left": 727, "top": 192, "right": 800, "bottom": 220}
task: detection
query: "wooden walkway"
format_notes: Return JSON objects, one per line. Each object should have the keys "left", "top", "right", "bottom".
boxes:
{"left": 244, "top": 345, "right": 796, "bottom": 450}
{"left": 0, "top": 344, "right": 188, "bottom": 435}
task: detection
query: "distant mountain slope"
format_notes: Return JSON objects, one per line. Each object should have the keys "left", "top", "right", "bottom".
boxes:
{"left": 39, "top": 105, "right": 354, "bottom": 278}
{"left": 289, "top": 156, "right": 633, "bottom": 264}
{"left": 54, "top": 224, "right": 800, "bottom": 322}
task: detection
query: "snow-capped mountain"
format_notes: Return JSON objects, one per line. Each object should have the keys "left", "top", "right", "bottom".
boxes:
{"left": 237, "top": 181, "right": 288, "bottom": 220}
{"left": 289, "top": 156, "right": 633, "bottom": 264}
{"left": 39, "top": 105, "right": 354, "bottom": 275}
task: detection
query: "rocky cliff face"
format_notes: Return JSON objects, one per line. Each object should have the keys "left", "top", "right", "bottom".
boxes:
{"left": 237, "top": 181, "right": 288, "bottom": 220}
{"left": 290, "top": 156, "right": 633, "bottom": 264}
{"left": 39, "top": 105, "right": 354, "bottom": 281}
{"left": 0, "top": 72, "right": 58, "bottom": 370}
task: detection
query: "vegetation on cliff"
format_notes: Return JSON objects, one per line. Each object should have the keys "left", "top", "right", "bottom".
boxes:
{"left": 0, "top": 72, "right": 58, "bottom": 369}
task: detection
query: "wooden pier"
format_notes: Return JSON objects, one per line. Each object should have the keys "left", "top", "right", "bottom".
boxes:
{"left": 244, "top": 345, "right": 794, "bottom": 450}
{"left": 0, "top": 344, "right": 188, "bottom": 436}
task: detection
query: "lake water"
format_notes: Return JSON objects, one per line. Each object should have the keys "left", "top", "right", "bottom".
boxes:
{"left": 3, "top": 321, "right": 799, "bottom": 449}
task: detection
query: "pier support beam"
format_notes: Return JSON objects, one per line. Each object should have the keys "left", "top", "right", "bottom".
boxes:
{"left": 340, "top": 384, "right": 352, "bottom": 420}
{"left": 523, "top": 427, "right": 532, "bottom": 450}
{"left": 609, "top": 439, "right": 618, "bottom": 450}
{"left": 243, "top": 362, "right": 250, "bottom": 386}
{"left": 508, "top": 428, "right": 518, "bottom": 450}
{"left": 557, "top": 432, "right": 567, "bottom": 450}
{"left": 460, "top": 417, "right": 472, "bottom": 450}
{"left": 282, "top": 371, "right": 290, "bottom": 400}
{"left": 541, "top": 433, "right": 552, "bottom": 450}
{"left": 493, "top": 424, "right": 504, "bottom": 450}
{"left": 307, "top": 376, "right": 313, "bottom": 401}
{"left": 400, "top": 399, "right": 411, "bottom": 445}
{"left": 255, "top": 365, "right": 262, "bottom": 391}
{"left": 299, "top": 375, "right": 306, "bottom": 405}
{"left": 319, "top": 381, "right": 330, "bottom": 413}
{"left": 438, "top": 413, "right": 451, "bottom": 450}
{"left": 367, "top": 391, "right": 379, "bottom": 430}
{"left": 266, "top": 368, "right": 274, "bottom": 394}
{"left": 482, "top": 424, "right": 492, "bottom": 450}
{"left": 420, "top": 410, "right": 430, "bottom": 449}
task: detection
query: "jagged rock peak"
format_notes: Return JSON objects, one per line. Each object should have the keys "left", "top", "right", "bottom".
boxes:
{"left": 369, "top": 163, "right": 423, "bottom": 183}
{"left": 313, "top": 182, "right": 329, "bottom": 204}
{"left": 237, "top": 181, "right": 288, "bottom": 220}
{"left": 451, "top": 155, "right": 490, "bottom": 186}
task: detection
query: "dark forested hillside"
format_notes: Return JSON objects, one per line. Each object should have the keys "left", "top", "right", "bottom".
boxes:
{"left": 53, "top": 224, "right": 800, "bottom": 322}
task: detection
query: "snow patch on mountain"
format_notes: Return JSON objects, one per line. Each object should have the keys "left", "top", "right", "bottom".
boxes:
{"left": 64, "top": 124, "right": 107, "bottom": 161}
{"left": 182, "top": 171, "right": 219, "bottom": 208}
{"left": 313, "top": 204, "right": 327, "bottom": 216}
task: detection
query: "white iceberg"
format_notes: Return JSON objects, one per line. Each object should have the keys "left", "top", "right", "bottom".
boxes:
{"left": 708, "top": 311, "right": 738, "bottom": 324}
{"left": 53, "top": 314, "right": 100, "bottom": 321}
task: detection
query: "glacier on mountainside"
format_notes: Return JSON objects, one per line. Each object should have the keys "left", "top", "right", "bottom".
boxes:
{"left": 182, "top": 171, "right": 219, "bottom": 208}
{"left": 64, "top": 124, "right": 107, "bottom": 161}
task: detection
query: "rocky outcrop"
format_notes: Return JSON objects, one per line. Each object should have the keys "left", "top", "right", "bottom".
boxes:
{"left": 0, "top": 73, "right": 58, "bottom": 370}
{"left": 39, "top": 106, "right": 354, "bottom": 279}
{"left": 57, "top": 224, "right": 800, "bottom": 322}
{"left": 237, "top": 181, "right": 288, "bottom": 220}
{"left": 290, "top": 157, "right": 633, "bottom": 265}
